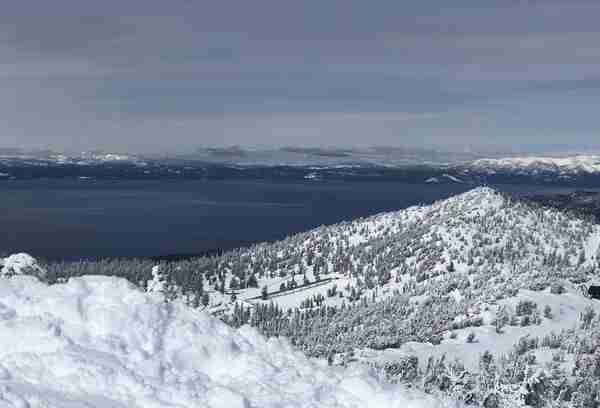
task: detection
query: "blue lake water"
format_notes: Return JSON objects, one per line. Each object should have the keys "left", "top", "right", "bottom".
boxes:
{"left": 0, "top": 179, "right": 582, "bottom": 260}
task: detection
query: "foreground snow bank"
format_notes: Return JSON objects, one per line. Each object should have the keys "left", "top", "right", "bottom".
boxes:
{"left": 0, "top": 276, "right": 452, "bottom": 408}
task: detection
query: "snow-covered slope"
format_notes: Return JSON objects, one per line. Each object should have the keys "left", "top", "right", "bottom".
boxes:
{"left": 466, "top": 155, "right": 600, "bottom": 176}
{"left": 356, "top": 283, "right": 600, "bottom": 370}
{"left": 0, "top": 274, "right": 455, "bottom": 408}
{"left": 204, "top": 187, "right": 600, "bottom": 314}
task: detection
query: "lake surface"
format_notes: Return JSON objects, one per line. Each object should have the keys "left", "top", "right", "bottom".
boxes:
{"left": 0, "top": 179, "right": 584, "bottom": 260}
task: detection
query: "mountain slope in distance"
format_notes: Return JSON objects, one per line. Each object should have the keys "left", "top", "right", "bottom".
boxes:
{"left": 208, "top": 187, "right": 600, "bottom": 315}
{"left": 465, "top": 156, "right": 600, "bottom": 176}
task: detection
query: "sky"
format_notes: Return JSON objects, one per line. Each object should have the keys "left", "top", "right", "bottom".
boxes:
{"left": 1, "top": 0, "right": 600, "bottom": 154}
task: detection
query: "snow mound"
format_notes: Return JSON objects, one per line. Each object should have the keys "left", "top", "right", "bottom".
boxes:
{"left": 0, "top": 275, "right": 453, "bottom": 408}
{"left": 0, "top": 253, "right": 46, "bottom": 279}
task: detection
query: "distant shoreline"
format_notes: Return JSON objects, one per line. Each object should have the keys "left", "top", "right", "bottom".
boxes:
{"left": 37, "top": 241, "right": 260, "bottom": 263}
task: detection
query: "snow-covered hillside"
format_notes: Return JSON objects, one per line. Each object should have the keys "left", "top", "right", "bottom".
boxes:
{"left": 198, "top": 187, "right": 600, "bottom": 314}
{"left": 466, "top": 155, "right": 600, "bottom": 176}
{"left": 44, "top": 187, "right": 600, "bottom": 336}
{"left": 355, "top": 283, "right": 600, "bottom": 371}
{"left": 0, "top": 274, "right": 453, "bottom": 408}
{"left": 36, "top": 187, "right": 600, "bottom": 406}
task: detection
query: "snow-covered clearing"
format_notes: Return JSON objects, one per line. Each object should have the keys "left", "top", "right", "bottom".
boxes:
{"left": 356, "top": 284, "right": 600, "bottom": 372}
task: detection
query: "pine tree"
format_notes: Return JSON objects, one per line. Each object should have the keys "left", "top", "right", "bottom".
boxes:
{"left": 247, "top": 274, "right": 258, "bottom": 288}
{"left": 261, "top": 285, "right": 268, "bottom": 301}
{"left": 544, "top": 305, "right": 553, "bottom": 319}
{"left": 495, "top": 306, "right": 508, "bottom": 334}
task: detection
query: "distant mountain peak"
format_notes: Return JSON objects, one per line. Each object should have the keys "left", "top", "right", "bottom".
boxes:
{"left": 468, "top": 155, "right": 600, "bottom": 175}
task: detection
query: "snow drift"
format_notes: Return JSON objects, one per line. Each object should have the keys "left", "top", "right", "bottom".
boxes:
{"left": 0, "top": 274, "right": 453, "bottom": 408}
{"left": 0, "top": 253, "right": 46, "bottom": 279}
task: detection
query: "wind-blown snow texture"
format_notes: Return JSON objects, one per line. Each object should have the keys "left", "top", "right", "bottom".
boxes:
{"left": 0, "top": 275, "right": 454, "bottom": 408}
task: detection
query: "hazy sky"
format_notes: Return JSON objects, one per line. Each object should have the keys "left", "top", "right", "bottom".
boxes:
{"left": 2, "top": 0, "right": 600, "bottom": 154}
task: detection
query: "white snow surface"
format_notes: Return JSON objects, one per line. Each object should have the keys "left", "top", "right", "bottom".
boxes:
{"left": 0, "top": 275, "right": 454, "bottom": 408}
{"left": 0, "top": 253, "right": 46, "bottom": 279}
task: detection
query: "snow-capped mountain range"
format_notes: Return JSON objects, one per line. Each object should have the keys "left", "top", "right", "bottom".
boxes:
{"left": 464, "top": 155, "right": 600, "bottom": 176}
{"left": 0, "top": 149, "right": 146, "bottom": 166}
{"left": 3, "top": 148, "right": 600, "bottom": 185}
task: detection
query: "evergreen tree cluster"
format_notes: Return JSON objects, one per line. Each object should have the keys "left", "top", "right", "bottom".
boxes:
{"left": 373, "top": 310, "right": 600, "bottom": 407}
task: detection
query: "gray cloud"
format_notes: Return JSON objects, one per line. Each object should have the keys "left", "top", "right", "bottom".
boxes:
{"left": 1, "top": 0, "right": 599, "bottom": 153}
